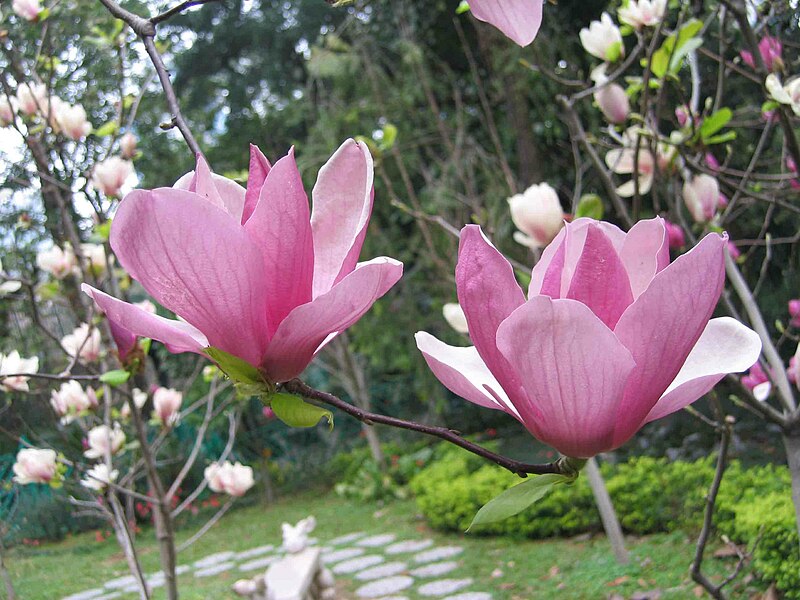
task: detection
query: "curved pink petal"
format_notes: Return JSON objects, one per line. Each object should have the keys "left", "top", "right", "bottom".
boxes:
{"left": 310, "top": 139, "right": 374, "bottom": 297}
{"left": 611, "top": 232, "right": 727, "bottom": 446}
{"left": 244, "top": 149, "right": 314, "bottom": 334}
{"left": 242, "top": 144, "right": 271, "bottom": 225}
{"left": 415, "top": 332, "right": 519, "bottom": 419}
{"left": 83, "top": 284, "right": 208, "bottom": 355}
{"left": 529, "top": 226, "right": 566, "bottom": 296}
{"left": 645, "top": 317, "right": 761, "bottom": 423}
{"left": 469, "top": 0, "right": 543, "bottom": 47}
{"left": 496, "top": 296, "right": 636, "bottom": 458}
{"left": 174, "top": 155, "right": 246, "bottom": 220}
{"left": 261, "top": 257, "right": 402, "bottom": 382}
{"left": 456, "top": 225, "right": 526, "bottom": 397}
{"left": 619, "top": 217, "right": 670, "bottom": 298}
{"left": 110, "top": 188, "right": 269, "bottom": 366}
{"left": 566, "top": 224, "right": 633, "bottom": 329}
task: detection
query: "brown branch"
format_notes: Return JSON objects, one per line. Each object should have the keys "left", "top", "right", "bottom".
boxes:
{"left": 150, "top": 0, "right": 221, "bottom": 25}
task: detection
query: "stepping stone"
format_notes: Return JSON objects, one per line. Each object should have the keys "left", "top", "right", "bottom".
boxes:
{"left": 62, "top": 590, "right": 105, "bottom": 600}
{"left": 386, "top": 539, "right": 433, "bottom": 555}
{"left": 410, "top": 561, "right": 459, "bottom": 578}
{"left": 328, "top": 531, "right": 366, "bottom": 545}
{"left": 322, "top": 547, "right": 365, "bottom": 564}
{"left": 414, "top": 546, "right": 464, "bottom": 564}
{"left": 443, "top": 594, "right": 493, "bottom": 600}
{"left": 104, "top": 575, "right": 138, "bottom": 590}
{"left": 194, "top": 561, "right": 235, "bottom": 578}
{"left": 239, "top": 556, "right": 278, "bottom": 572}
{"left": 355, "top": 576, "right": 415, "bottom": 598}
{"left": 175, "top": 565, "right": 191, "bottom": 575}
{"left": 94, "top": 594, "right": 122, "bottom": 600}
{"left": 373, "top": 597, "right": 409, "bottom": 600}
{"left": 193, "top": 550, "right": 235, "bottom": 569}
{"left": 235, "top": 544, "right": 274, "bottom": 560}
{"left": 354, "top": 561, "right": 408, "bottom": 580}
{"left": 418, "top": 579, "right": 474, "bottom": 597}
{"left": 333, "top": 554, "right": 384, "bottom": 574}
{"left": 357, "top": 533, "right": 396, "bottom": 547}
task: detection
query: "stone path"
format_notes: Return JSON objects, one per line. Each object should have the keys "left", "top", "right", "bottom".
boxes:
{"left": 62, "top": 528, "right": 492, "bottom": 600}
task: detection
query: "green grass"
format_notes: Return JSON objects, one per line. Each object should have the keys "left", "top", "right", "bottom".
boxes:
{"left": 6, "top": 490, "right": 758, "bottom": 599}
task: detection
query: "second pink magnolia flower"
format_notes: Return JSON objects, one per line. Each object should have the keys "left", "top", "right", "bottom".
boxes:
{"left": 416, "top": 218, "right": 760, "bottom": 458}
{"left": 84, "top": 140, "right": 403, "bottom": 382}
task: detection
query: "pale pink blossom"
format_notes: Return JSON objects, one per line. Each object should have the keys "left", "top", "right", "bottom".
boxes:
{"left": 683, "top": 174, "right": 722, "bottom": 223}
{"left": 741, "top": 362, "right": 771, "bottom": 401}
{"left": 36, "top": 244, "right": 77, "bottom": 279}
{"left": 15, "top": 82, "right": 48, "bottom": 116}
{"left": 204, "top": 461, "right": 254, "bottom": 497}
{"left": 0, "top": 350, "right": 39, "bottom": 392}
{"left": 61, "top": 323, "right": 101, "bottom": 363}
{"left": 84, "top": 424, "right": 125, "bottom": 459}
{"left": 81, "top": 243, "right": 108, "bottom": 275}
{"left": 580, "top": 13, "right": 624, "bottom": 62}
{"left": 443, "top": 303, "right": 469, "bottom": 335}
{"left": 83, "top": 140, "right": 403, "bottom": 383}
{"left": 152, "top": 387, "right": 182, "bottom": 427}
{"left": 618, "top": 0, "right": 666, "bottom": 30}
{"left": 0, "top": 96, "right": 17, "bottom": 126}
{"left": 55, "top": 103, "right": 92, "bottom": 140}
{"left": 766, "top": 74, "right": 800, "bottom": 117}
{"left": 508, "top": 183, "right": 565, "bottom": 248}
{"left": 81, "top": 463, "right": 118, "bottom": 492}
{"left": 50, "top": 380, "right": 97, "bottom": 423}
{"left": 121, "top": 388, "right": 148, "bottom": 419}
{"left": 91, "top": 156, "right": 134, "bottom": 197}
{"left": 120, "top": 132, "right": 137, "bottom": 159}
{"left": 595, "top": 83, "right": 630, "bottom": 124}
{"left": 416, "top": 218, "right": 761, "bottom": 458}
{"left": 468, "top": 0, "right": 543, "bottom": 47}
{"left": 12, "top": 0, "right": 42, "bottom": 21}
{"left": 13, "top": 448, "right": 57, "bottom": 484}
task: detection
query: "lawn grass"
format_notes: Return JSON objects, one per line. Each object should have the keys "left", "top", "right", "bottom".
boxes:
{"left": 6, "top": 489, "right": 758, "bottom": 599}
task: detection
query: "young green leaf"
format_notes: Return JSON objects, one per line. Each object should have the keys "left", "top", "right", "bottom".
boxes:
{"left": 700, "top": 108, "right": 732, "bottom": 140}
{"left": 270, "top": 393, "right": 334, "bottom": 430}
{"left": 468, "top": 473, "right": 571, "bottom": 530}
{"left": 99, "top": 370, "right": 131, "bottom": 387}
{"left": 204, "top": 347, "right": 264, "bottom": 385}
{"left": 575, "top": 194, "right": 604, "bottom": 220}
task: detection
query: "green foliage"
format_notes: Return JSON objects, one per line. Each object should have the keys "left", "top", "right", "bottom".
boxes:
{"left": 269, "top": 393, "right": 333, "bottom": 430}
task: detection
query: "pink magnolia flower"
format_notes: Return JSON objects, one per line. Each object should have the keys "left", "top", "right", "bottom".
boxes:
{"left": 595, "top": 83, "right": 630, "bottom": 125}
{"left": 508, "top": 182, "right": 565, "bottom": 249}
{"left": 50, "top": 380, "right": 97, "bottom": 423}
{"left": 36, "top": 244, "right": 77, "bottom": 279}
{"left": 83, "top": 140, "right": 403, "bottom": 383}
{"left": 0, "top": 96, "right": 16, "bottom": 126}
{"left": 664, "top": 220, "right": 685, "bottom": 250}
{"left": 55, "top": 103, "right": 91, "bottom": 140}
{"left": 91, "top": 156, "right": 134, "bottom": 197}
{"left": 443, "top": 303, "right": 469, "bottom": 335}
{"left": 204, "top": 461, "right": 254, "bottom": 497}
{"left": 12, "top": 0, "right": 42, "bottom": 21}
{"left": 741, "top": 36, "right": 782, "bottom": 72}
{"left": 789, "top": 299, "right": 800, "bottom": 327}
{"left": 120, "top": 132, "right": 137, "bottom": 159}
{"left": 683, "top": 174, "right": 722, "bottom": 223}
{"left": 152, "top": 387, "right": 182, "bottom": 427}
{"left": 84, "top": 424, "right": 125, "bottom": 459}
{"left": 13, "top": 448, "right": 57, "bottom": 484}
{"left": 741, "top": 362, "right": 771, "bottom": 401}
{"left": 789, "top": 355, "right": 798, "bottom": 387}
{"left": 416, "top": 218, "right": 761, "bottom": 458}
{"left": 0, "top": 350, "right": 39, "bottom": 392}
{"left": 618, "top": 0, "right": 666, "bottom": 30}
{"left": 469, "top": 0, "right": 543, "bottom": 47}
{"left": 61, "top": 323, "right": 101, "bottom": 363}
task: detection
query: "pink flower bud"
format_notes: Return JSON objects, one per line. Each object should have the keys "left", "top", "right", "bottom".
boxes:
{"left": 704, "top": 153, "right": 720, "bottom": 172}
{"left": 508, "top": 183, "right": 565, "bottom": 248}
{"left": 595, "top": 83, "right": 630, "bottom": 124}
{"left": 153, "top": 387, "right": 182, "bottom": 427}
{"left": 0, "top": 97, "right": 16, "bottom": 126}
{"left": 120, "top": 132, "right": 138, "bottom": 159}
{"left": 663, "top": 220, "right": 685, "bottom": 250}
{"left": 683, "top": 174, "right": 721, "bottom": 223}
{"left": 675, "top": 106, "right": 690, "bottom": 128}
{"left": 55, "top": 103, "right": 92, "bottom": 141}
{"left": 789, "top": 299, "right": 800, "bottom": 327}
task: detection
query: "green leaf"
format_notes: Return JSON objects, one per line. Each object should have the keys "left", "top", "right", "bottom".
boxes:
{"left": 93, "top": 121, "right": 118, "bottom": 138}
{"left": 270, "top": 393, "right": 333, "bottom": 430}
{"left": 703, "top": 131, "right": 737, "bottom": 145}
{"left": 94, "top": 220, "right": 112, "bottom": 242}
{"left": 99, "top": 370, "right": 131, "bottom": 387}
{"left": 379, "top": 123, "right": 398, "bottom": 152}
{"left": 455, "top": 1, "right": 470, "bottom": 14}
{"left": 700, "top": 108, "right": 732, "bottom": 139}
{"left": 468, "top": 474, "right": 571, "bottom": 529}
{"left": 575, "top": 194, "right": 604, "bottom": 220}
{"left": 204, "top": 347, "right": 264, "bottom": 385}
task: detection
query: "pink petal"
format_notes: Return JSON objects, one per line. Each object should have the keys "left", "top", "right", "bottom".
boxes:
{"left": 415, "top": 332, "right": 519, "bottom": 419}
{"left": 619, "top": 217, "right": 670, "bottom": 298}
{"left": 611, "top": 232, "right": 727, "bottom": 446}
{"left": 469, "top": 0, "right": 544, "bottom": 47}
{"left": 261, "top": 257, "right": 402, "bottom": 382}
{"left": 496, "top": 296, "right": 636, "bottom": 458}
{"left": 310, "top": 139, "right": 374, "bottom": 297}
{"left": 110, "top": 188, "right": 270, "bottom": 366}
{"left": 83, "top": 284, "right": 208, "bottom": 355}
{"left": 645, "top": 317, "right": 761, "bottom": 423}
{"left": 566, "top": 224, "right": 633, "bottom": 329}
{"left": 456, "top": 225, "right": 526, "bottom": 397}
{"left": 174, "top": 155, "right": 246, "bottom": 221}
{"left": 244, "top": 149, "right": 314, "bottom": 333}
{"left": 242, "top": 144, "right": 271, "bottom": 224}
{"left": 529, "top": 226, "right": 566, "bottom": 296}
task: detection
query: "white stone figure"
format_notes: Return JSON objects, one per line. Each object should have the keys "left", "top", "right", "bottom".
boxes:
{"left": 281, "top": 516, "right": 317, "bottom": 554}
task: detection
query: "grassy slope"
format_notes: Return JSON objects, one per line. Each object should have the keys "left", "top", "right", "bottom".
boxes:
{"left": 7, "top": 491, "right": 745, "bottom": 600}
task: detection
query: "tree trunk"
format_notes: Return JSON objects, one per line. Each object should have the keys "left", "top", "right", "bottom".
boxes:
{"left": 585, "top": 457, "right": 629, "bottom": 564}
{"left": 783, "top": 431, "right": 800, "bottom": 550}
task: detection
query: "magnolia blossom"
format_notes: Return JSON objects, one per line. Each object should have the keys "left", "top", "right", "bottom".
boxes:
{"left": 61, "top": 323, "right": 101, "bottom": 363}
{"left": 416, "top": 218, "right": 761, "bottom": 458}
{"left": 789, "top": 299, "right": 800, "bottom": 328}
{"left": 580, "top": 13, "right": 623, "bottom": 62}
{"left": 664, "top": 220, "right": 685, "bottom": 250}
{"left": 120, "top": 132, "right": 138, "bottom": 159}
{"left": 508, "top": 183, "right": 565, "bottom": 248}
{"left": 204, "top": 461, "right": 254, "bottom": 497}
{"left": 84, "top": 140, "right": 403, "bottom": 383}
{"left": 81, "top": 243, "right": 108, "bottom": 275}
{"left": 13, "top": 448, "right": 57, "bottom": 484}
{"left": 50, "top": 380, "right": 97, "bottom": 423}
{"left": 766, "top": 74, "right": 800, "bottom": 117}
{"left": 789, "top": 355, "right": 798, "bottom": 388}
{"left": 84, "top": 424, "right": 125, "bottom": 459}
{"left": 91, "top": 156, "right": 134, "bottom": 197}
{"left": 0, "top": 97, "right": 17, "bottom": 126}
{"left": 595, "top": 83, "right": 630, "bottom": 124}
{"left": 121, "top": 388, "right": 148, "bottom": 419}
{"left": 741, "top": 362, "right": 771, "bottom": 401}
{"left": 36, "top": 244, "right": 77, "bottom": 279}
{"left": 0, "top": 258, "right": 21, "bottom": 296}
{"left": 12, "top": 0, "right": 41, "bottom": 21}
{"left": 443, "top": 303, "right": 469, "bottom": 335}
{"left": 15, "top": 82, "right": 48, "bottom": 116}
{"left": 683, "top": 174, "right": 722, "bottom": 223}
{"left": 741, "top": 36, "right": 783, "bottom": 72}
{"left": 618, "top": 0, "right": 666, "bottom": 29}
{"left": 81, "top": 463, "right": 118, "bottom": 492}
{"left": 605, "top": 129, "right": 675, "bottom": 197}
{"left": 55, "top": 103, "right": 92, "bottom": 140}
{"left": 0, "top": 350, "right": 39, "bottom": 392}
{"left": 153, "top": 387, "right": 182, "bottom": 427}
{"left": 468, "top": 0, "right": 543, "bottom": 47}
